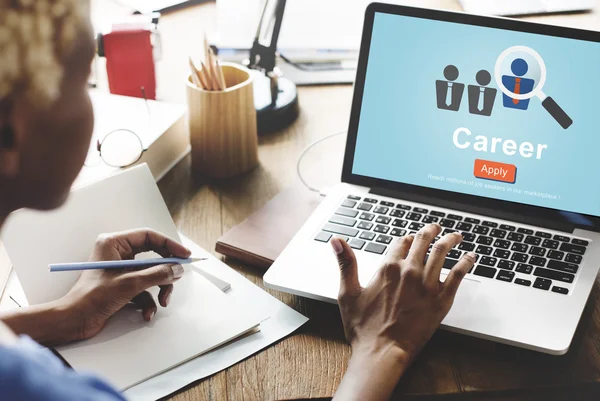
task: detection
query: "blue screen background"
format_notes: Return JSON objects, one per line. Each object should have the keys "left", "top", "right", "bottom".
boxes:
{"left": 352, "top": 12, "right": 600, "bottom": 217}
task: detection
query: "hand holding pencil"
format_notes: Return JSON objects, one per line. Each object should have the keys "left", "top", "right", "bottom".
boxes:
{"left": 189, "top": 35, "right": 227, "bottom": 91}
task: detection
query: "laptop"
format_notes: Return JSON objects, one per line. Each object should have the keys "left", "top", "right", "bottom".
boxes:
{"left": 459, "top": 0, "right": 594, "bottom": 17}
{"left": 264, "top": 3, "right": 600, "bottom": 355}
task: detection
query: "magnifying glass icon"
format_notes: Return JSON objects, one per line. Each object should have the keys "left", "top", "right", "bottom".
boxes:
{"left": 494, "top": 46, "right": 573, "bottom": 129}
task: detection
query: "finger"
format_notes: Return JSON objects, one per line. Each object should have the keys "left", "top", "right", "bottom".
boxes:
{"left": 442, "top": 251, "right": 476, "bottom": 300}
{"left": 123, "top": 263, "right": 184, "bottom": 295}
{"left": 384, "top": 235, "right": 414, "bottom": 263}
{"left": 131, "top": 291, "right": 157, "bottom": 321}
{"left": 112, "top": 229, "right": 191, "bottom": 259}
{"left": 424, "top": 232, "right": 463, "bottom": 285}
{"left": 331, "top": 237, "right": 362, "bottom": 299}
{"left": 158, "top": 284, "right": 174, "bottom": 307}
{"left": 407, "top": 224, "right": 442, "bottom": 264}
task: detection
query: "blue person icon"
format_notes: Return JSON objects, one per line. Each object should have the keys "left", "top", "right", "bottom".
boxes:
{"left": 502, "top": 58, "right": 535, "bottom": 110}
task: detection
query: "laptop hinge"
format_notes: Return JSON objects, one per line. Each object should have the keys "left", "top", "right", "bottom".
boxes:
{"left": 370, "top": 187, "right": 575, "bottom": 233}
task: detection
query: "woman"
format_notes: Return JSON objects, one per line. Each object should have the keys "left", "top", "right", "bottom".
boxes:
{"left": 0, "top": 1, "right": 476, "bottom": 400}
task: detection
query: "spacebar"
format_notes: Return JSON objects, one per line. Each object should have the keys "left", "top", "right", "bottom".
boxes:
{"left": 322, "top": 223, "right": 359, "bottom": 237}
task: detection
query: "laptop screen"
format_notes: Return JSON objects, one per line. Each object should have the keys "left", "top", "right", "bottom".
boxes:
{"left": 351, "top": 11, "right": 600, "bottom": 218}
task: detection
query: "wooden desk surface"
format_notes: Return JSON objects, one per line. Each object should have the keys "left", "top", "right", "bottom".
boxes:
{"left": 90, "top": 1, "right": 600, "bottom": 400}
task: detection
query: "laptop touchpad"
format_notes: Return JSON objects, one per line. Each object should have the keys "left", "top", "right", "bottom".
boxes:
{"left": 441, "top": 276, "right": 481, "bottom": 325}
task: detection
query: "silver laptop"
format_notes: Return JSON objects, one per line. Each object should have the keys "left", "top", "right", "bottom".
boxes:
{"left": 264, "top": 3, "right": 600, "bottom": 355}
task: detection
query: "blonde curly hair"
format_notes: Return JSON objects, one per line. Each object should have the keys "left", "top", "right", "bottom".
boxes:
{"left": 0, "top": 0, "right": 90, "bottom": 106}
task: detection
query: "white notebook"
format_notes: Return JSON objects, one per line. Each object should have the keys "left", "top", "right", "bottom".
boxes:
{"left": 1, "top": 164, "right": 266, "bottom": 390}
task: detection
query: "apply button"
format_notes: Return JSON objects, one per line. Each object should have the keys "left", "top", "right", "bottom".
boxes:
{"left": 474, "top": 159, "right": 517, "bottom": 184}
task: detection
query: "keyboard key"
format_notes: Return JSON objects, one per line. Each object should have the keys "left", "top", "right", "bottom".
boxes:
{"left": 547, "top": 250, "right": 564, "bottom": 260}
{"left": 365, "top": 242, "right": 386, "bottom": 254}
{"left": 476, "top": 236, "right": 493, "bottom": 245}
{"left": 422, "top": 215, "right": 439, "bottom": 224}
{"left": 565, "top": 253, "right": 582, "bottom": 264}
{"left": 534, "top": 267, "right": 574, "bottom": 283}
{"left": 524, "top": 236, "right": 542, "bottom": 246}
{"left": 507, "top": 232, "right": 524, "bottom": 242}
{"left": 406, "top": 213, "right": 422, "bottom": 221}
{"left": 314, "top": 231, "right": 332, "bottom": 243}
{"left": 332, "top": 235, "right": 349, "bottom": 242}
{"left": 498, "top": 260, "right": 515, "bottom": 270}
{"left": 392, "top": 219, "right": 408, "bottom": 228}
{"left": 516, "top": 263, "right": 533, "bottom": 274}
{"left": 439, "top": 219, "right": 456, "bottom": 228}
{"left": 493, "top": 249, "right": 510, "bottom": 259}
{"left": 336, "top": 207, "right": 358, "bottom": 218}
{"left": 341, "top": 199, "right": 357, "bottom": 208}
{"left": 511, "top": 252, "right": 528, "bottom": 262}
{"left": 473, "top": 226, "right": 489, "bottom": 235}
{"left": 323, "top": 223, "right": 359, "bottom": 237}
{"left": 529, "top": 256, "right": 547, "bottom": 267}
{"left": 390, "top": 209, "right": 405, "bottom": 218}
{"left": 511, "top": 243, "right": 528, "bottom": 253}
{"left": 390, "top": 228, "right": 406, "bottom": 237}
{"left": 490, "top": 229, "right": 507, "bottom": 239}
{"left": 499, "top": 224, "right": 516, "bottom": 231}
{"left": 349, "top": 239, "right": 366, "bottom": 250}
{"left": 359, "top": 213, "right": 375, "bottom": 221}
{"left": 476, "top": 245, "right": 493, "bottom": 255}
{"left": 529, "top": 247, "right": 546, "bottom": 257}
{"left": 572, "top": 239, "right": 589, "bottom": 246}
{"left": 553, "top": 235, "right": 570, "bottom": 242}
{"left": 474, "top": 265, "right": 497, "bottom": 278}
{"left": 448, "top": 249, "right": 462, "bottom": 259}
{"left": 547, "top": 260, "right": 579, "bottom": 274}
{"left": 357, "top": 221, "right": 373, "bottom": 230}
{"left": 396, "top": 204, "right": 411, "bottom": 210}
{"left": 542, "top": 239, "right": 559, "bottom": 250}
{"left": 456, "top": 222, "right": 473, "bottom": 231}
{"left": 413, "top": 207, "right": 428, "bottom": 214}
{"left": 552, "top": 286, "right": 569, "bottom": 295}
{"left": 535, "top": 231, "right": 552, "bottom": 239}
{"left": 458, "top": 242, "right": 476, "bottom": 251}
{"left": 364, "top": 198, "right": 378, "bottom": 204}
{"left": 374, "top": 225, "right": 390, "bottom": 234}
{"left": 357, "top": 203, "right": 373, "bottom": 211}
{"left": 496, "top": 270, "right": 515, "bottom": 282}
{"left": 465, "top": 217, "right": 481, "bottom": 224}
{"left": 533, "top": 277, "right": 552, "bottom": 290}
{"left": 376, "top": 216, "right": 391, "bottom": 224}
{"left": 409, "top": 222, "right": 425, "bottom": 231}
{"left": 329, "top": 215, "right": 357, "bottom": 227}
{"left": 376, "top": 235, "right": 393, "bottom": 244}
{"left": 462, "top": 233, "right": 476, "bottom": 242}
{"left": 482, "top": 221, "right": 498, "bottom": 228}
{"left": 515, "top": 278, "right": 531, "bottom": 287}
{"left": 380, "top": 201, "right": 394, "bottom": 207}
{"left": 430, "top": 211, "right": 445, "bottom": 217}
{"left": 480, "top": 256, "right": 497, "bottom": 267}
{"left": 347, "top": 195, "right": 361, "bottom": 200}
{"left": 447, "top": 214, "right": 463, "bottom": 221}
{"left": 517, "top": 228, "right": 534, "bottom": 235}
{"left": 494, "top": 239, "right": 510, "bottom": 249}
{"left": 359, "top": 231, "right": 376, "bottom": 241}
{"left": 559, "top": 243, "right": 586, "bottom": 256}
{"left": 374, "top": 206, "right": 389, "bottom": 215}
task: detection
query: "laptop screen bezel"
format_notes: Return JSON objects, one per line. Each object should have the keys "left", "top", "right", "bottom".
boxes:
{"left": 341, "top": 2, "right": 600, "bottom": 231}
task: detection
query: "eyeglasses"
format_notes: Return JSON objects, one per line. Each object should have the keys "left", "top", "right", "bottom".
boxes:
{"left": 84, "top": 129, "right": 146, "bottom": 168}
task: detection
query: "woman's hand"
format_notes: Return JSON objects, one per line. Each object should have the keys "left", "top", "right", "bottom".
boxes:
{"left": 62, "top": 228, "right": 192, "bottom": 341}
{"left": 332, "top": 224, "right": 476, "bottom": 401}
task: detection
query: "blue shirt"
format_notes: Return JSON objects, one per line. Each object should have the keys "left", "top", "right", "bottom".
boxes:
{"left": 0, "top": 336, "right": 126, "bottom": 401}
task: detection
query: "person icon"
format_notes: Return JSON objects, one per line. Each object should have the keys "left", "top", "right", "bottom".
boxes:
{"left": 436, "top": 65, "right": 465, "bottom": 112}
{"left": 468, "top": 69, "right": 497, "bottom": 116}
{"left": 502, "top": 58, "right": 535, "bottom": 110}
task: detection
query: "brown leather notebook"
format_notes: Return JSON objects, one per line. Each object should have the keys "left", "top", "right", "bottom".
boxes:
{"left": 216, "top": 185, "right": 323, "bottom": 270}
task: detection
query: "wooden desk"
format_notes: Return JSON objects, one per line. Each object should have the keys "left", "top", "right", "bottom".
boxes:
{"left": 94, "top": 1, "right": 600, "bottom": 400}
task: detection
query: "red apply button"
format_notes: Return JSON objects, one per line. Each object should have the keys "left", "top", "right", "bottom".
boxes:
{"left": 474, "top": 159, "right": 517, "bottom": 184}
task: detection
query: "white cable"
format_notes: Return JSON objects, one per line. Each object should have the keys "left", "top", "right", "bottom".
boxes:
{"left": 296, "top": 130, "right": 346, "bottom": 195}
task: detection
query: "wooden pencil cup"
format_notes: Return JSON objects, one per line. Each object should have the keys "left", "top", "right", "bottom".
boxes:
{"left": 186, "top": 63, "right": 259, "bottom": 178}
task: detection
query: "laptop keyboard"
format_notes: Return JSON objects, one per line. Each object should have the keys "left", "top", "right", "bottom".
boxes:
{"left": 314, "top": 194, "right": 591, "bottom": 295}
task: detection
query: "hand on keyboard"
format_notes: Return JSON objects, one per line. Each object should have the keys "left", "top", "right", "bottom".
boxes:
{"left": 331, "top": 224, "right": 476, "bottom": 401}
